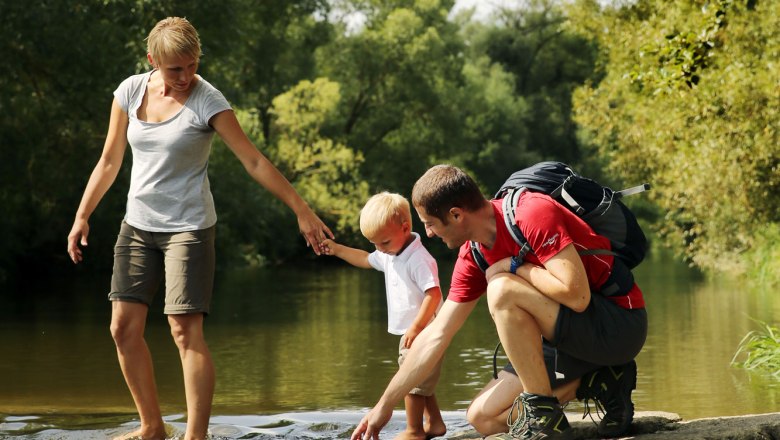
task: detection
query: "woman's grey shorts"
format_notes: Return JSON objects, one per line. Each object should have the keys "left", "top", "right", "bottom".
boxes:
{"left": 504, "top": 292, "right": 648, "bottom": 388}
{"left": 108, "top": 221, "right": 216, "bottom": 315}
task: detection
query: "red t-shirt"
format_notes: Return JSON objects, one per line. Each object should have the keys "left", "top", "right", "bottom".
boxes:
{"left": 448, "top": 193, "right": 645, "bottom": 310}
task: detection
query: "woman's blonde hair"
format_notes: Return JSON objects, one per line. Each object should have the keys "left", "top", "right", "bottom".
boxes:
{"left": 146, "top": 17, "right": 201, "bottom": 63}
{"left": 359, "top": 192, "right": 412, "bottom": 238}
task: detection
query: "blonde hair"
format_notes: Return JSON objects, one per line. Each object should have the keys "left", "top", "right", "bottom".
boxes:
{"left": 359, "top": 192, "right": 412, "bottom": 238}
{"left": 146, "top": 17, "right": 201, "bottom": 63}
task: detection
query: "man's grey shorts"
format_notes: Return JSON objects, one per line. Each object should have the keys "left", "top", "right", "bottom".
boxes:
{"left": 108, "top": 221, "right": 216, "bottom": 315}
{"left": 504, "top": 292, "right": 648, "bottom": 388}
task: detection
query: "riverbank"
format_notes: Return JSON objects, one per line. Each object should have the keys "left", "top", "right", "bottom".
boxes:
{"left": 446, "top": 411, "right": 780, "bottom": 439}
{"left": 2, "top": 410, "right": 779, "bottom": 439}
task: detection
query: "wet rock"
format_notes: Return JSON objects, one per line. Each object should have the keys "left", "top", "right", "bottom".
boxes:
{"left": 443, "top": 411, "right": 780, "bottom": 439}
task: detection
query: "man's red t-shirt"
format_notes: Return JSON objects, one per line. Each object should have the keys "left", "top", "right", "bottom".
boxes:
{"left": 448, "top": 193, "right": 645, "bottom": 310}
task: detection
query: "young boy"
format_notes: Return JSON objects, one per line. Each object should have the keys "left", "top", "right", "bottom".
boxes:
{"left": 321, "top": 192, "right": 446, "bottom": 440}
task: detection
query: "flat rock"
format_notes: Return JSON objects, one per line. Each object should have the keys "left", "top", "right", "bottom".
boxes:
{"left": 444, "top": 411, "right": 780, "bottom": 439}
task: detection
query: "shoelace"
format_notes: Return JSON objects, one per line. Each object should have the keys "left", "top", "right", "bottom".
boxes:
{"left": 581, "top": 395, "right": 607, "bottom": 426}
{"left": 507, "top": 395, "right": 531, "bottom": 437}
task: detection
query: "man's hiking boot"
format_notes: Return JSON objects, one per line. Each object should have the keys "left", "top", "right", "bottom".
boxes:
{"left": 577, "top": 360, "right": 637, "bottom": 438}
{"left": 486, "top": 392, "right": 572, "bottom": 439}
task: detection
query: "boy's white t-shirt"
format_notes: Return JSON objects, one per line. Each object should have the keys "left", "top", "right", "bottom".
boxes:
{"left": 113, "top": 71, "right": 232, "bottom": 232}
{"left": 368, "top": 233, "right": 441, "bottom": 335}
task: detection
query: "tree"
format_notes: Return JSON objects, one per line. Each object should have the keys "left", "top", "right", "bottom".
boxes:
{"left": 568, "top": 0, "right": 779, "bottom": 275}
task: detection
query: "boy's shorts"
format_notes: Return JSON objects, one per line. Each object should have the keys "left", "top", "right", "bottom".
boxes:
{"left": 503, "top": 292, "right": 648, "bottom": 388}
{"left": 108, "top": 221, "right": 216, "bottom": 315}
{"left": 398, "top": 336, "right": 443, "bottom": 397}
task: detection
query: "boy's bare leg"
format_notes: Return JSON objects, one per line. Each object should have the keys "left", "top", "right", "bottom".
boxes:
{"left": 169, "top": 313, "right": 215, "bottom": 440}
{"left": 110, "top": 301, "right": 167, "bottom": 440}
{"left": 423, "top": 394, "right": 446, "bottom": 438}
{"left": 394, "top": 394, "right": 427, "bottom": 440}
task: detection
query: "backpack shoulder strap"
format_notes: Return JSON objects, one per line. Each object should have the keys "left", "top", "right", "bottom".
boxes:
{"left": 469, "top": 241, "right": 489, "bottom": 273}
{"left": 502, "top": 187, "right": 533, "bottom": 262}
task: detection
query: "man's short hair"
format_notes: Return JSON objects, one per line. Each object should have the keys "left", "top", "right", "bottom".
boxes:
{"left": 147, "top": 17, "right": 201, "bottom": 64}
{"left": 412, "top": 165, "right": 485, "bottom": 223}
{"left": 359, "top": 192, "right": 412, "bottom": 238}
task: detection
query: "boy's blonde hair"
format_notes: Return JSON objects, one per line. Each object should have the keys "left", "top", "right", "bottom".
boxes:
{"left": 360, "top": 192, "right": 412, "bottom": 238}
{"left": 147, "top": 17, "right": 201, "bottom": 63}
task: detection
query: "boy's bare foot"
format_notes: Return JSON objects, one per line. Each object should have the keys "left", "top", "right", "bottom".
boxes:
{"left": 393, "top": 429, "right": 428, "bottom": 440}
{"left": 112, "top": 427, "right": 167, "bottom": 440}
{"left": 424, "top": 420, "right": 447, "bottom": 439}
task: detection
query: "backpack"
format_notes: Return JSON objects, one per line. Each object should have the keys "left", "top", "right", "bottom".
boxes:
{"left": 470, "top": 161, "right": 650, "bottom": 279}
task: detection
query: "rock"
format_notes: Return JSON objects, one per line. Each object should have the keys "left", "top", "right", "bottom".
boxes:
{"left": 442, "top": 411, "right": 780, "bottom": 440}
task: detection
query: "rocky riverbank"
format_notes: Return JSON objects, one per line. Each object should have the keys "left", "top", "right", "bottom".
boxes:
{"left": 445, "top": 411, "right": 780, "bottom": 439}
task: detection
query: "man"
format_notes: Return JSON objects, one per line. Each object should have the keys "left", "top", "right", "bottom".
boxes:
{"left": 350, "top": 165, "right": 647, "bottom": 440}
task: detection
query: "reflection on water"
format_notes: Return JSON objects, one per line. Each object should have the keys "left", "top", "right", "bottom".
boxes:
{"left": 0, "top": 256, "right": 778, "bottom": 437}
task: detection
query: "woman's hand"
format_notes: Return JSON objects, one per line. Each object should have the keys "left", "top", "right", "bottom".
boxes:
{"left": 67, "top": 219, "right": 90, "bottom": 264}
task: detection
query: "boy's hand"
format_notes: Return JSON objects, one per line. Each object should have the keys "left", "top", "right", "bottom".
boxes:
{"left": 320, "top": 238, "right": 340, "bottom": 256}
{"left": 402, "top": 326, "right": 422, "bottom": 348}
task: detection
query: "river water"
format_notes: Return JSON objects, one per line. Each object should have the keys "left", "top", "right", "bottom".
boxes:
{"left": 1, "top": 255, "right": 778, "bottom": 438}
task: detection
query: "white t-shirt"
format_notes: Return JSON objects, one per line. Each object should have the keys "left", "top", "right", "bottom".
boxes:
{"left": 368, "top": 233, "right": 441, "bottom": 335}
{"left": 114, "top": 71, "right": 232, "bottom": 232}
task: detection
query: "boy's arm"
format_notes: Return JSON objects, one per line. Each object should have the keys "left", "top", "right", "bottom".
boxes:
{"left": 321, "top": 238, "right": 372, "bottom": 269}
{"left": 402, "top": 286, "right": 442, "bottom": 348}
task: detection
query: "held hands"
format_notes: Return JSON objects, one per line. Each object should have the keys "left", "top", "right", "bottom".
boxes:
{"left": 297, "top": 206, "right": 334, "bottom": 256}
{"left": 67, "top": 219, "right": 90, "bottom": 264}
{"left": 319, "top": 238, "right": 340, "bottom": 256}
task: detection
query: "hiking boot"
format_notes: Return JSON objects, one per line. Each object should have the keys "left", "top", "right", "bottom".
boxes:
{"left": 577, "top": 360, "right": 637, "bottom": 438}
{"left": 485, "top": 392, "right": 572, "bottom": 439}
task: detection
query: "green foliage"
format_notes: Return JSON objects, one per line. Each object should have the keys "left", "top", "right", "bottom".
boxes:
{"left": 744, "top": 223, "right": 780, "bottom": 287}
{"left": 270, "top": 78, "right": 370, "bottom": 239}
{"left": 732, "top": 319, "right": 780, "bottom": 379}
{"left": 316, "top": 0, "right": 472, "bottom": 197}
{"left": 569, "top": 0, "right": 780, "bottom": 275}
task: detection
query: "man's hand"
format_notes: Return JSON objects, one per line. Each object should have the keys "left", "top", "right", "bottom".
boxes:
{"left": 485, "top": 256, "right": 512, "bottom": 281}
{"left": 350, "top": 404, "right": 392, "bottom": 440}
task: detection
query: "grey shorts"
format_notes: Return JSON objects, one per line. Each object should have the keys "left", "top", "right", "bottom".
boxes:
{"left": 398, "top": 336, "right": 443, "bottom": 397}
{"left": 504, "top": 293, "right": 648, "bottom": 388}
{"left": 108, "top": 221, "right": 216, "bottom": 314}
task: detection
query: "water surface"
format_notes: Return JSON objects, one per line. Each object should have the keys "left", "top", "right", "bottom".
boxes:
{"left": 1, "top": 256, "right": 778, "bottom": 438}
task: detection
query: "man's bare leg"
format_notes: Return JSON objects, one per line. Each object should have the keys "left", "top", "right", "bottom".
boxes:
{"left": 110, "top": 301, "right": 166, "bottom": 440}
{"left": 169, "top": 313, "right": 214, "bottom": 440}
{"left": 467, "top": 371, "right": 580, "bottom": 436}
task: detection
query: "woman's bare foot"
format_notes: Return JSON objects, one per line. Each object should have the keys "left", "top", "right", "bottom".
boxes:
{"left": 112, "top": 426, "right": 167, "bottom": 440}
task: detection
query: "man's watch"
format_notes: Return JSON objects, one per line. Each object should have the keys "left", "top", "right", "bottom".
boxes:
{"left": 509, "top": 256, "right": 521, "bottom": 274}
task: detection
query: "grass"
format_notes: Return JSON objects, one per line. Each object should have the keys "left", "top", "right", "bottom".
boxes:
{"left": 731, "top": 319, "right": 780, "bottom": 378}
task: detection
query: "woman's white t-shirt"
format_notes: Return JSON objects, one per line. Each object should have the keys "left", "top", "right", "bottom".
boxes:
{"left": 114, "top": 71, "right": 232, "bottom": 232}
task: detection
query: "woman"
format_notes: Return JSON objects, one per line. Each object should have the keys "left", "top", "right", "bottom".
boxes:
{"left": 66, "top": 17, "right": 332, "bottom": 440}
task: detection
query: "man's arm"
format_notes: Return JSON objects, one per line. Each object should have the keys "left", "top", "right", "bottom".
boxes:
{"left": 351, "top": 298, "right": 479, "bottom": 440}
